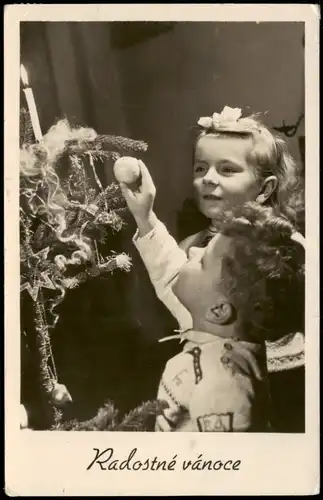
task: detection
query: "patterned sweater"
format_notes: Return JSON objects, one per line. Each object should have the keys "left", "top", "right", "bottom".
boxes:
{"left": 133, "top": 218, "right": 304, "bottom": 431}
{"left": 155, "top": 329, "right": 270, "bottom": 432}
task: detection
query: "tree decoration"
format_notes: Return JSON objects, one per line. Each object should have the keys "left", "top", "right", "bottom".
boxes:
{"left": 20, "top": 108, "right": 148, "bottom": 429}
{"left": 55, "top": 400, "right": 168, "bottom": 432}
{"left": 113, "top": 156, "right": 141, "bottom": 184}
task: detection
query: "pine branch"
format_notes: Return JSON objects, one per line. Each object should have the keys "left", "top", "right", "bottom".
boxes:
{"left": 54, "top": 399, "right": 164, "bottom": 432}
{"left": 63, "top": 135, "right": 148, "bottom": 157}
{"left": 20, "top": 108, "right": 34, "bottom": 147}
{"left": 32, "top": 222, "right": 56, "bottom": 250}
{"left": 96, "top": 227, "right": 109, "bottom": 244}
{"left": 95, "top": 134, "right": 148, "bottom": 154}
{"left": 55, "top": 400, "right": 119, "bottom": 431}
{"left": 84, "top": 150, "right": 118, "bottom": 163}
{"left": 94, "top": 183, "right": 126, "bottom": 210}
{"left": 113, "top": 400, "right": 166, "bottom": 432}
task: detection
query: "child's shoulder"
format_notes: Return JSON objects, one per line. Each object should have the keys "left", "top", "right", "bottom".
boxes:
{"left": 179, "top": 230, "right": 207, "bottom": 253}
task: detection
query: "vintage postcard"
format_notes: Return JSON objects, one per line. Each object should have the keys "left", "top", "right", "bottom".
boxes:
{"left": 4, "top": 4, "right": 320, "bottom": 496}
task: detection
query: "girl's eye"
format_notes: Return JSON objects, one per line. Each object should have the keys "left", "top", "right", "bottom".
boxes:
{"left": 194, "top": 163, "right": 208, "bottom": 173}
{"left": 218, "top": 164, "right": 237, "bottom": 175}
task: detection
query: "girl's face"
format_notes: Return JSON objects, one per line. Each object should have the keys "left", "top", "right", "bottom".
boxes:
{"left": 193, "top": 134, "right": 261, "bottom": 220}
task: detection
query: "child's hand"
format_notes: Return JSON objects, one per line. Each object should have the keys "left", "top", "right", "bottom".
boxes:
{"left": 119, "top": 160, "right": 158, "bottom": 236}
{"left": 119, "top": 160, "right": 156, "bottom": 218}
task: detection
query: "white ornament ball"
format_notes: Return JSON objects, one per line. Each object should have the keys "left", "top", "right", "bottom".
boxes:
{"left": 51, "top": 382, "right": 73, "bottom": 407}
{"left": 113, "top": 157, "right": 140, "bottom": 184}
{"left": 20, "top": 404, "right": 28, "bottom": 429}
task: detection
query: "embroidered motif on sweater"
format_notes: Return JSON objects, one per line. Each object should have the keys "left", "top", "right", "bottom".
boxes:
{"left": 160, "top": 379, "right": 181, "bottom": 408}
{"left": 188, "top": 346, "right": 203, "bottom": 384}
{"left": 267, "top": 351, "right": 305, "bottom": 372}
{"left": 197, "top": 412, "right": 234, "bottom": 432}
{"left": 172, "top": 368, "right": 189, "bottom": 387}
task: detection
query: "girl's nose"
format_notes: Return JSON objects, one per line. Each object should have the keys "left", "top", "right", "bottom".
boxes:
{"left": 202, "top": 166, "right": 219, "bottom": 186}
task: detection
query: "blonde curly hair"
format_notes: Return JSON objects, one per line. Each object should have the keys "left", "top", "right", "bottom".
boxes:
{"left": 195, "top": 112, "right": 304, "bottom": 230}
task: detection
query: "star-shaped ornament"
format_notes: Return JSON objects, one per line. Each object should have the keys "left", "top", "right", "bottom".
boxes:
{"left": 21, "top": 270, "right": 56, "bottom": 301}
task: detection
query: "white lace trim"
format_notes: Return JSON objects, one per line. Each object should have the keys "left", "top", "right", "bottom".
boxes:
{"left": 267, "top": 350, "right": 305, "bottom": 372}
{"left": 266, "top": 332, "right": 305, "bottom": 372}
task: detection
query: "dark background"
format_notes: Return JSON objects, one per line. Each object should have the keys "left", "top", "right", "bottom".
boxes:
{"left": 20, "top": 22, "right": 305, "bottom": 430}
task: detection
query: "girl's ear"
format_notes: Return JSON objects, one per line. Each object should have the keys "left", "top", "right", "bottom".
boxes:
{"left": 256, "top": 176, "right": 278, "bottom": 204}
{"left": 206, "top": 301, "right": 236, "bottom": 325}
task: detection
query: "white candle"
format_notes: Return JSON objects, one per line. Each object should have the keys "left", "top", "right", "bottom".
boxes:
{"left": 20, "top": 64, "right": 42, "bottom": 142}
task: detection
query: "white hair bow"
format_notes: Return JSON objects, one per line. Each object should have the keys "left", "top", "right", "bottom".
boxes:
{"left": 198, "top": 106, "right": 242, "bottom": 129}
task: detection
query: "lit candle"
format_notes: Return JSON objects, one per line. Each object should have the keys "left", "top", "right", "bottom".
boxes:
{"left": 20, "top": 64, "right": 42, "bottom": 142}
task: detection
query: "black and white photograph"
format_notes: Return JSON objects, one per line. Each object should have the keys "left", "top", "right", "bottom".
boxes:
{"left": 5, "top": 4, "right": 319, "bottom": 497}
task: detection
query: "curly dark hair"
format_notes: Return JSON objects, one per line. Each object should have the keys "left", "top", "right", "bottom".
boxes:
{"left": 213, "top": 203, "right": 305, "bottom": 342}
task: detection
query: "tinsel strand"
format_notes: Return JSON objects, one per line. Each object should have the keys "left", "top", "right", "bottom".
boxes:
{"left": 88, "top": 152, "right": 104, "bottom": 193}
{"left": 38, "top": 299, "right": 58, "bottom": 378}
{"left": 20, "top": 209, "right": 34, "bottom": 258}
{"left": 33, "top": 295, "right": 63, "bottom": 427}
{"left": 33, "top": 297, "right": 55, "bottom": 394}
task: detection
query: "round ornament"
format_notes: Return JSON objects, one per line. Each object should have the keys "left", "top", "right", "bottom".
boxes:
{"left": 113, "top": 156, "right": 140, "bottom": 184}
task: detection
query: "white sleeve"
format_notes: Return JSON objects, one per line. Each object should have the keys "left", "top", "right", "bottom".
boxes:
{"left": 133, "top": 219, "right": 193, "bottom": 331}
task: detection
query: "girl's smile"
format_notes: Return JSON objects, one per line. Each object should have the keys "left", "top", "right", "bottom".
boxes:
{"left": 202, "top": 194, "right": 223, "bottom": 200}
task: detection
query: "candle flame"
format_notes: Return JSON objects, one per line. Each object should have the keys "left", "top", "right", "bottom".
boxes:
{"left": 20, "top": 64, "right": 29, "bottom": 86}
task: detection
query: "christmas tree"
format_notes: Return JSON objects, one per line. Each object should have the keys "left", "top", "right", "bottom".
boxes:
{"left": 20, "top": 110, "right": 163, "bottom": 431}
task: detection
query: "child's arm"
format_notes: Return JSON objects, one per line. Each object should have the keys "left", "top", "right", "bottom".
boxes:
{"left": 118, "top": 160, "right": 193, "bottom": 331}
{"left": 133, "top": 219, "right": 193, "bottom": 329}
